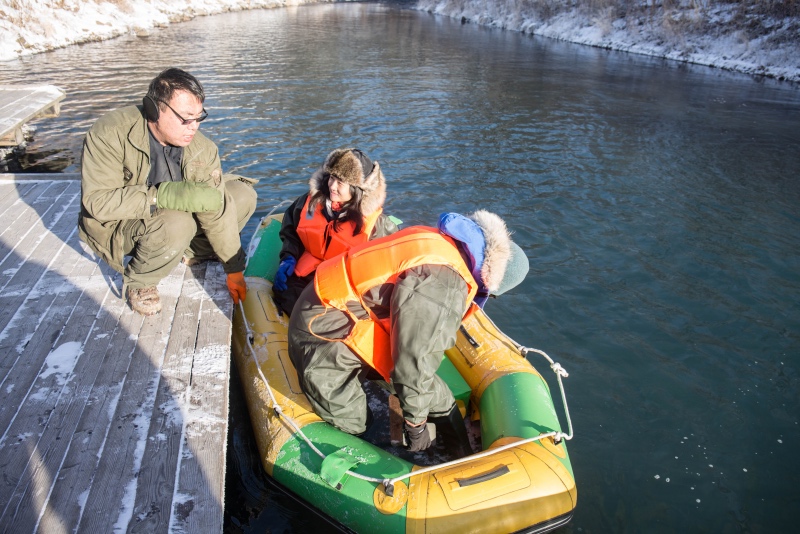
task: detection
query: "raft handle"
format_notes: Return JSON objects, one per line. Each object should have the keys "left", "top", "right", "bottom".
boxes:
{"left": 459, "top": 325, "right": 480, "bottom": 348}
{"left": 456, "top": 465, "right": 510, "bottom": 487}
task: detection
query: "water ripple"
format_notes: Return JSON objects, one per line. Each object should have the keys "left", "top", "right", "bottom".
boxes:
{"left": 4, "top": 4, "right": 800, "bottom": 532}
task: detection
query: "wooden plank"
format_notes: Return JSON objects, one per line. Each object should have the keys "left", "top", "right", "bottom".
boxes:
{"left": 0, "top": 173, "right": 80, "bottom": 181}
{"left": 0, "top": 182, "right": 75, "bottom": 340}
{"left": 0, "top": 238, "right": 107, "bottom": 530}
{"left": 0, "top": 180, "right": 58, "bottom": 252}
{"left": 0, "top": 191, "right": 92, "bottom": 493}
{"left": 76, "top": 264, "right": 184, "bottom": 533}
{"left": 0, "top": 182, "right": 81, "bottom": 415}
{"left": 0, "top": 178, "right": 115, "bottom": 532}
{"left": 0, "top": 175, "right": 232, "bottom": 533}
{"left": 0, "top": 86, "right": 66, "bottom": 145}
{"left": 170, "top": 262, "right": 232, "bottom": 533}
{"left": 0, "top": 180, "right": 48, "bottom": 286}
{"left": 36, "top": 268, "right": 138, "bottom": 533}
{"left": 129, "top": 264, "right": 207, "bottom": 533}
{"left": 0, "top": 184, "right": 80, "bottom": 401}
{"left": 0, "top": 181, "right": 38, "bottom": 214}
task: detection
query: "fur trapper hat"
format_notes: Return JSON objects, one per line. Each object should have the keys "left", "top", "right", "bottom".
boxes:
{"left": 308, "top": 148, "right": 387, "bottom": 216}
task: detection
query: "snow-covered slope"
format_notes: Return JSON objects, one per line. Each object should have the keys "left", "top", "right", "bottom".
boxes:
{"left": 414, "top": 0, "right": 800, "bottom": 82}
{"left": 0, "top": 0, "right": 326, "bottom": 62}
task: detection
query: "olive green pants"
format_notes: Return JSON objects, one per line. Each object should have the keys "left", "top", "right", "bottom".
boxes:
{"left": 119, "top": 179, "right": 257, "bottom": 291}
{"left": 288, "top": 284, "right": 455, "bottom": 435}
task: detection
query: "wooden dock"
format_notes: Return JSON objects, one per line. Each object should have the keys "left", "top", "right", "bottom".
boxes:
{"left": 0, "top": 85, "right": 66, "bottom": 146}
{"left": 0, "top": 174, "right": 232, "bottom": 533}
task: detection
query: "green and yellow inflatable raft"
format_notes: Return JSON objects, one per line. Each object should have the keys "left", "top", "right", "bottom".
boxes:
{"left": 232, "top": 213, "right": 577, "bottom": 533}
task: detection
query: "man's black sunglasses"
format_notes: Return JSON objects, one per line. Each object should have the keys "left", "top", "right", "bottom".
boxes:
{"left": 159, "top": 99, "right": 208, "bottom": 125}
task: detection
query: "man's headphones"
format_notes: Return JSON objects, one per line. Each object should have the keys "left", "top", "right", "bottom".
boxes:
{"left": 142, "top": 95, "right": 160, "bottom": 122}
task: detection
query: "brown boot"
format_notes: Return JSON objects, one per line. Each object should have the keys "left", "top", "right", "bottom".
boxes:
{"left": 127, "top": 286, "right": 162, "bottom": 316}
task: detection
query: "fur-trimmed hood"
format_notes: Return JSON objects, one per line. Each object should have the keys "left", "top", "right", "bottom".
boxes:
{"left": 469, "top": 210, "right": 513, "bottom": 292}
{"left": 308, "top": 148, "right": 387, "bottom": 217}
{"left": 438, "top": 209, "right": 531, "bottom": 303}
{"left": 438, "top": 210, "right": 512, "bottom": 293}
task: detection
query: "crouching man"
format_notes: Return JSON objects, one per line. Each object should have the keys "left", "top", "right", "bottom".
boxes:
{"left": 78, "top": 67, "right": 256, "bottom": 315}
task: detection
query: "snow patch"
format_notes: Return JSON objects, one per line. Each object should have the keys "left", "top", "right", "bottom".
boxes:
{"left": 415, "top": 0, "right": 800, "bottom": 82}
{"left": 39, "top": 341, "right": 82, "bottom": 383}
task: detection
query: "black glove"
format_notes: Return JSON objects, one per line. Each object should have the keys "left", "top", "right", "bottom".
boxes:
{"left": 404, "top": 421, "right": 432, "bottom": 452}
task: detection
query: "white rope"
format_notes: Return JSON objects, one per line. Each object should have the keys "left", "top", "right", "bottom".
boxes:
{"left": 240, "top": 203, "right": 387, "bottom": 485}
{"left": 478, "top": 313, "right": 575, "bottom": 442}
{"left": 384, "top": 430, "right": 563, "bottom": 489}
{"left": 265, "top": 199, "right": 293, "bottom": 218}
{"left": 237, "top": 300, "right": 384, "bottom": 484}
{"left": 236, "top": 299, "right": 575, "bottom": 494}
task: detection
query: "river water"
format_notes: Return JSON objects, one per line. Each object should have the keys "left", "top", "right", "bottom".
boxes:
{"left": 3, "top": 3, "right": 799, "bottom": 532}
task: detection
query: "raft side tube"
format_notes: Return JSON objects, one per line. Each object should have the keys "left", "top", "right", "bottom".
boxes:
{"left": 244, "top": 215, "right": 282, "bottom": 279}
{"left": 407, "top": 440, "right": 575, "bottom": 533}
{"left": 273, "top": 421, "right": 412, "bottom": 534}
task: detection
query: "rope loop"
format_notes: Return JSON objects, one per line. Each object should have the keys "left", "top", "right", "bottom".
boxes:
{"left": 551, "top": 362, "right": 569, "bottom": 378}
{"left": 265, "top": 199, "right": 293, "bottom": 217}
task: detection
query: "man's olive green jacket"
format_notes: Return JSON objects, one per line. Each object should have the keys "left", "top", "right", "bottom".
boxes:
{"left": 78, "top": 104, "right": 246, "bottom": 273}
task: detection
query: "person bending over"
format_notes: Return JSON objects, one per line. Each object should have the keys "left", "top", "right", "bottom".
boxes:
{"left": 288, "top": 210, "right": 529, "bottom": 452}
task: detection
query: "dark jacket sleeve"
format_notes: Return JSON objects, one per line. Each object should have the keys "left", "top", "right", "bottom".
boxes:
{"left": 388, "top": 264, "right": 469, "bottom": 423}
{"left": 278, "top": 193, "right": 309, "bottom": 262}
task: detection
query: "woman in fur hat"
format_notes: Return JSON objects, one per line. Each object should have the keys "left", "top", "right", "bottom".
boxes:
{"left": 273, "top": 148, "right": 399, "bottom": 316}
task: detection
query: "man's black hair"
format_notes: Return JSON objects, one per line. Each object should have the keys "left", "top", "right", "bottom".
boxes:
{"left": 146, "top": 68, "right": 205, "bottom": 105}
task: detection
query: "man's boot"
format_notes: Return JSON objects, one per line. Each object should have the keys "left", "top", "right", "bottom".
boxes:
{"left": 127, "top": 286, "right": 162, "bottom": 316}
{"left": 429, "top": 404, "right": 473, "bottom": 459}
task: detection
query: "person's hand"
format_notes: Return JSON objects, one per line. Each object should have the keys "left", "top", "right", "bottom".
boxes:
{"left": 156, "top": 182, "right": 223, "bottom": 213}
{"left": 273, "top": 256, "right": 296, "bottom": 292}
{"left": 404, "top": 421, "right": 432, "bottom": 452}
{"left": 227, "top": 271, "right": 246, "bottom": 304}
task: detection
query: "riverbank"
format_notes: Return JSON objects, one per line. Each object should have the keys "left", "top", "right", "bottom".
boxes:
{"left": 415, "top": 0, "right": 800, "bottom": 83}
{"left": 1, "top": 1, "right": 798, "bottom": 83}
{"left": 0, "top": 0, "right": 325, "bottom": 62}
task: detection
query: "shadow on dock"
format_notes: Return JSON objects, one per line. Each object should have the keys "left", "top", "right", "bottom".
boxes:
{"left": 0, "top": 175, "right": 231, "bottom": 533}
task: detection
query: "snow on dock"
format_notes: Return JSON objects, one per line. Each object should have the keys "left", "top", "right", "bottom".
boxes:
{"left": 0, "top": 174, "right": 231, "bottom": 533}
{"left": 0, "top": 85, "right": 66, "bottom": 146}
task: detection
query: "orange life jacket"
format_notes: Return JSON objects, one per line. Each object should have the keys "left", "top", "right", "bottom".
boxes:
{"left": 312, "top": 227, "right": 478, "bottom": 381}
{"left": 294, "top": 196, "right": 382, "bottom": 277}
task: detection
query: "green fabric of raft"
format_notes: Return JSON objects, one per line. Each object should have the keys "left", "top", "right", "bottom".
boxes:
{"left": 273, "top": 422, "right": 411, "bottom": 533}
{"left": 244, "top": 217, "right": 282, "bottom": 280}
{"left": 480, "top": 372, "right": 574, "bottom": 477}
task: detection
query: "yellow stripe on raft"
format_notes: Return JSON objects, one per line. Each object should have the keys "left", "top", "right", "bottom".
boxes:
{"left": 446, "top": 307, "right": 544, "bottom": 410}
{"left": 405, "top": 439, "right": 575, "bottom": 533}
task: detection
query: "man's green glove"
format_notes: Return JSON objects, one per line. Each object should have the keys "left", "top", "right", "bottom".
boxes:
{"left": 156, "top": 182, "right": 223, "bottom": 213}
